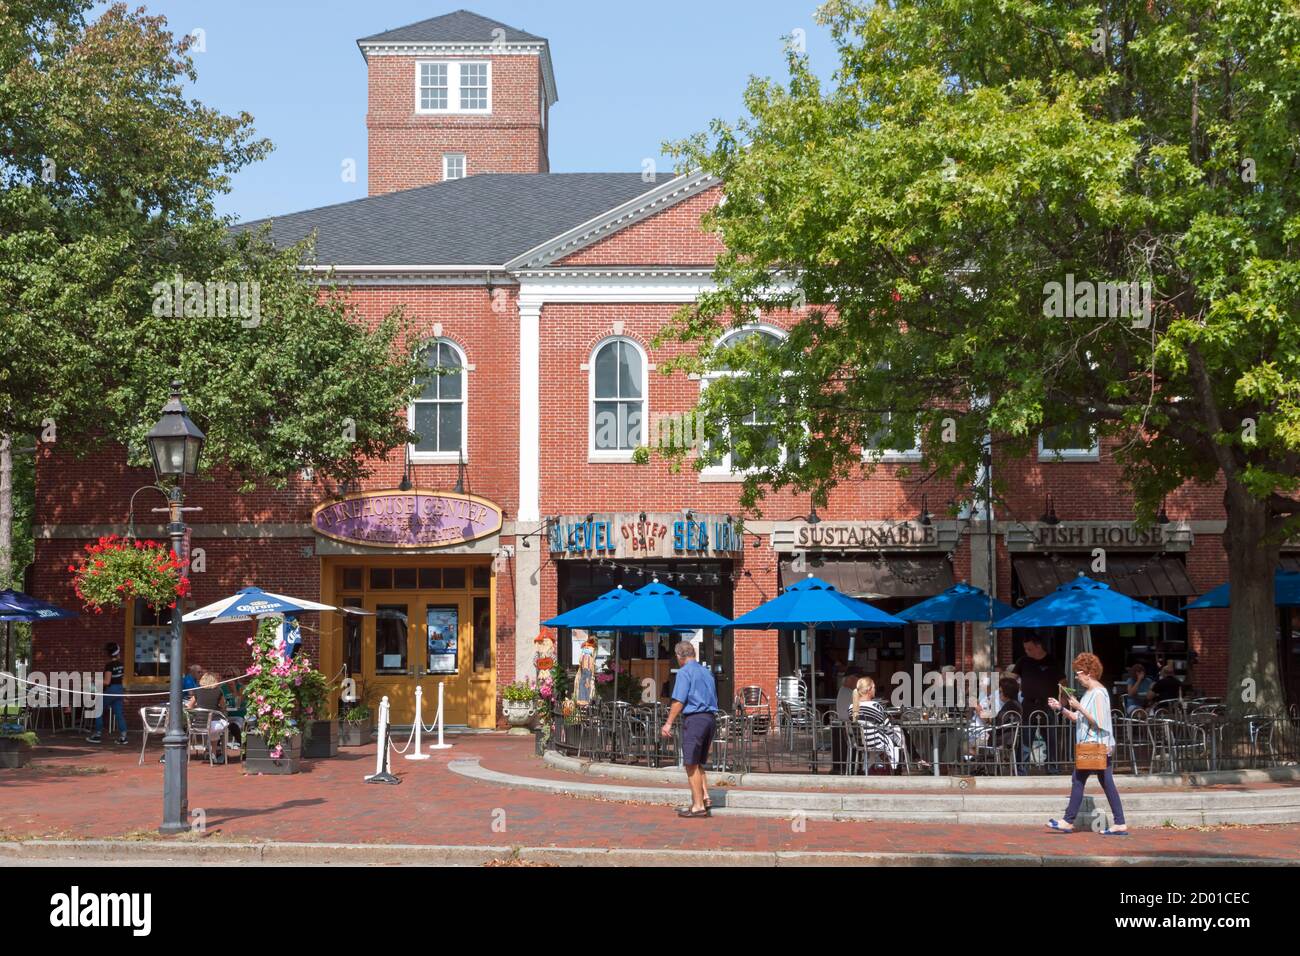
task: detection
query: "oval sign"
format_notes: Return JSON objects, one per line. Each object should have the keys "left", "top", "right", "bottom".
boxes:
{"left": 312, "top": 490, "right": 503, "bottom": 550}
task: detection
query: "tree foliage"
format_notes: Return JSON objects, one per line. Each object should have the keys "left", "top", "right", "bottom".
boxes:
{"left": 665, "top": 0, "right": 1300, "bottom": 711}
{"left": 0, "top": 2, "right": 422, "bottom": 491}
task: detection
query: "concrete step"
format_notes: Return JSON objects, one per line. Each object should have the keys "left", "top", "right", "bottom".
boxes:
{"left": 455, "top": 757, "right": 1300, "bottom": 828}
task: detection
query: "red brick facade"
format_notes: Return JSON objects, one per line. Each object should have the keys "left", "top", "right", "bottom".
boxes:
{"left": 25, "top": 10, "right": 1284, "bottom": 729}
{"left": 366, "top": 53, "right": 548, "bottom": 194}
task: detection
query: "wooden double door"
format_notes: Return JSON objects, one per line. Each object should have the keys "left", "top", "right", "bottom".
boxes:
{"left": 326, "top": 559, "right": 496, "bottom": 728}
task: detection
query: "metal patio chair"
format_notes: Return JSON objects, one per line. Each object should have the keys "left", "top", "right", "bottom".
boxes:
{"left": 137, "top": 705, "right": 168, "bottom": 766}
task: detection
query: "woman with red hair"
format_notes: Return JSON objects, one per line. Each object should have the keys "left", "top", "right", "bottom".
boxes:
{"left": 1045, "top": 652, "right": 1128, "bottom": 835}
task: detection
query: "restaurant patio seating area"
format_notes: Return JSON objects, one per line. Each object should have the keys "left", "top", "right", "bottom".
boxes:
{"left": 552, "top": 695, "right": 1300, "bottom": 777}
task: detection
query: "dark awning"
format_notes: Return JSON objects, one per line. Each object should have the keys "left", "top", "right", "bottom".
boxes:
{"left": 1013, "top": 556, "right": 1195, "bottom": 599}
{"left": 779, "top": 556, "right": 953, "bottom": 599}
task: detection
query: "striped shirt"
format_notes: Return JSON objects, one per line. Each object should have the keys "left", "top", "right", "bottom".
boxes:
{"left": 1075, "top": 687, "right": 1114, "bottom": 750}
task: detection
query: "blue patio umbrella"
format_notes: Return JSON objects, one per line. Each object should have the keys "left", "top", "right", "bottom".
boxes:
{"left": 0, "top": 589, "right": 78, "bottom": 673}
{"left": 996, "top": 575, "right": 1183, "bottom": 629}
{"left": 1183, "top": 570, "right": 1300, "bottom": 610}
{"left": 726, "top": 575, "right": 905, "bottom": 769}
{"left": 542, "top": 586, "right": 633, "bottom": 629}
{"left": 896, "top": 583, "right": 1016, "bottom": 624}
{"left": 595, "top": 580, "right": 733, "bottom": 706}
{"left": 897, "top": 583, "right": 1016, "bottom": 679}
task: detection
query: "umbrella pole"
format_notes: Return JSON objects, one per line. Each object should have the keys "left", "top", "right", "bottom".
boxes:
{"left": 809, "top": 625, "right": 818, "bottom": 774}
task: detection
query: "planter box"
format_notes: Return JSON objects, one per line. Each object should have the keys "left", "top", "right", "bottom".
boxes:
{"left": 242, "top": 733, "right": 302, "bottom": 775}
{"left": 339, "top": 719, "right": 373, "bottom": 747}
{"left": 0, "top": 738, "right": 32, "bottom": 769}
{"left": 302, "top": 720, "right": 339, "bottom": 758}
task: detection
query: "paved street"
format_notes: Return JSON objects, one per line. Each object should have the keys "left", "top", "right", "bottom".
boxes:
{"left": 2, "top": 735, "right": 1298, "bottom": 863}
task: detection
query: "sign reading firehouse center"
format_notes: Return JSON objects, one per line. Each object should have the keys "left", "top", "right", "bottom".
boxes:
{"left": 312, "top": 491, "right": 502, "bottom": 549}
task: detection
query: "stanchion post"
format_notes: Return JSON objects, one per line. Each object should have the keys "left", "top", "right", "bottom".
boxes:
{"left": 364, "top": 695, "right": 400, "bottom": 784}
{"left": 428, "top": 681, "right": 453, "bottom": 751}
{"left": 405, "top": 685, "right": 430, "bottom": 761}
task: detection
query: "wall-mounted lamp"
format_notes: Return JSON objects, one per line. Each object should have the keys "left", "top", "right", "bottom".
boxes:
{"left": 918, "top": 494, "right": 933, "bottom": 527}
{"left": 1040, "top": 494, "right": 1060, "bottom": 526}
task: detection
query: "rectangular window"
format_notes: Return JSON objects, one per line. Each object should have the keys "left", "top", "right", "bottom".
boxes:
{"left": 473, "top": 565, "right": 490, "bottom": 589}
{"left": 1039, "top": 422, "right": 1099, "bottom": 460}
{"left": 370, "top": 567, "right": 393, "bottom": 590}
{"left": 415, "top": 60, "right": 490, "bottom": 114}
{"left": 443, "top": 153, "right": 466, "bottom": 181}
{"left": 132, "top": 602, "right": 174, "bottom": 679}
{"left": 342, "top": 601, "right": 363, "bottom": 676}
{"left": 375, "top": 605, "right": 409, "bottom": 675}
{"left": 863, "top": 412, "right": 923, "bottom": 461}
{"left": 459, "top": 63, "right": 488, "bottom": 110}
{"left": 418, "top": 567, "right": 441, "bottom": 589}
{"left": 419, "top": 62, "right": 448, "bottom": 111}
{"left": 473, "top": 596, "right": 492, "bottom": 672}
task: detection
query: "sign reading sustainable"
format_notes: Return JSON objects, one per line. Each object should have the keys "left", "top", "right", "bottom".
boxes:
{"left": 312, "top": 491, "right": 502, "bottom": 549}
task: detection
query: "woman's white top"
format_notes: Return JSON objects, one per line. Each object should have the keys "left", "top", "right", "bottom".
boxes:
{"left": 1075, "top": 687, "right": 1114, "bottom": 750}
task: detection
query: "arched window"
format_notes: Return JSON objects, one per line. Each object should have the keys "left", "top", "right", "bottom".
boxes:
{"left": 410, "top": 339, "right": 467, "bottom": 461}
{"left": 702, "top": 326, "right": 787, "bottom": 476}
{"left": 590, "top": 338, "right": 645, "bottom": 458}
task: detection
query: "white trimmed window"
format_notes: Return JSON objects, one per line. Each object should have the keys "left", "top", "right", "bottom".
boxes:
{"left": 416, "top": 61, "right": 491, "bottom": 114}
{"left": 418, "top": 62, "right": 449, "bottom": 111}
{"left": 410, "top": 340, "right": 467, "bottom": 462}
{"left": 862, "top": 364, "right": 923, "bottom": 461}
{"left": 1039, "top": 422, "right": 1099, "bottom": 461}
{"left": 701, "top": 326, "right": 788, "bottom": 478}
{"left": 443, "top": 153, "right": 466, "bottom": 181}
{"left": 590, "top": 338, "right": 645, "bottom": 460}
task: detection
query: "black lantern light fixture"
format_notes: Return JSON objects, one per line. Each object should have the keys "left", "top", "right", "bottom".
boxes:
{"left": 1040, "top": 494, "right": 1060, "bottom": 526}
{"left": 1157, "top": 497, "right": 1170, "bottom": 525}
{"left": 918, "top": 494, "right": 933, "bottom": 527}
{"left": 146, "top": 382, "right": 205, "bottom": 482}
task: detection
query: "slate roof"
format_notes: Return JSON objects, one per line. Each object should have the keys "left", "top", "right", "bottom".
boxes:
{"left": 358, "top": 9, "right": 545, "bottom": 46}
{"left": 232, "top": 173, "right": 670, "bottom": 267}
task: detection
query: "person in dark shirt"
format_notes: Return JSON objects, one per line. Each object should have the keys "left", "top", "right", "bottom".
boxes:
{"left": 1012, "top": 636, "right": 1064, "bottom": 721}
{"left": 86, "top": 642, "right": 128, "bottom": 745}
{"left": 1013, "top": 636, "right": 1065, "bottom": 771}
{"left": 1147, "top": 663, "right": 1183, "bottom": 706}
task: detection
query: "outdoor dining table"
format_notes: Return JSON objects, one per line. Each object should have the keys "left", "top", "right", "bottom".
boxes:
{"left": 896, "top": 716, "right": 968, "bottom": 777}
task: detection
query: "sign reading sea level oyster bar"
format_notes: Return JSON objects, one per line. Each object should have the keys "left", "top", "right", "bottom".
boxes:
{"left": 312, "top": 491, "right": 502, "bottom": 549}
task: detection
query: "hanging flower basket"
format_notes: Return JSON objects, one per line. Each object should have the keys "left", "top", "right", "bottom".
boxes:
{"left": 68, "top": 535, "right": 189, "bottom": 613}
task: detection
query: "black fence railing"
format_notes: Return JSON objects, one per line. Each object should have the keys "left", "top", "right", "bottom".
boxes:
{"left": 551, "top": 702, "right": 1299, "bottom": 777}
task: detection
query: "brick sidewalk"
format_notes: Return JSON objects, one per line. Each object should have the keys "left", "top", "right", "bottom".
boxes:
{"left": 2, "top": 734, "right": 1298, "bottom": 861}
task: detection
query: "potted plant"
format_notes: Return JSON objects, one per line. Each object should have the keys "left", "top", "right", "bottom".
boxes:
{"left": 339, "top": 702, "right": 373, "bottom": 747}
{"left": 501, "top": 680, "right": 539, "bottom": 735}
{"left": 240, "top": 617, "right": 325, "bottom": 774}
{"left": 0, "top": 727, "right": 38, "bottom": 769}
{"left": 298, "top": 669, "right": 338, "bottom": 759}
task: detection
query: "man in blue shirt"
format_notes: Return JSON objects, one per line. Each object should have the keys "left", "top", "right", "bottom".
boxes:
{"left": 661, "top": 641, "right": 718, "bottom": 818}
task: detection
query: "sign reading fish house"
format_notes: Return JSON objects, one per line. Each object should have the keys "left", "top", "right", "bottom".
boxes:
{"left": 311, "top": 490, "right": 503, "bottom": 549}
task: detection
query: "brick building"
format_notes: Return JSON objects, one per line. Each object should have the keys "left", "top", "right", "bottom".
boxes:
{"left": 27, "top": 9, "right": 1300, "bottom": 727}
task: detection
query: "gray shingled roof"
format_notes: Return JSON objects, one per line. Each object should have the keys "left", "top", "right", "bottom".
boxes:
{"left": 358, "top": 9, "right": 545, "bottom": 45}
{"left": 232, "top": 173, "right": 667, "bottom": 267}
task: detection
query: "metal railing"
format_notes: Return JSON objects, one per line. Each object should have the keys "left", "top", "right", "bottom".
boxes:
{"left": 550, "top": 703, "right": 1299, "bottom": 777}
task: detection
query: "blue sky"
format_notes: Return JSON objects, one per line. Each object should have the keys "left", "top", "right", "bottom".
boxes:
{"left": 101, "top": 2, "right": 838, "bottom": 223}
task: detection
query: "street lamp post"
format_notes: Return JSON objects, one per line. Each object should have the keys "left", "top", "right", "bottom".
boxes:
{"left": 144, "top": 382, "right": 205, "bottom": 835}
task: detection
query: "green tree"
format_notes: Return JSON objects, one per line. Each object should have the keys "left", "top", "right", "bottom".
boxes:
{"left": 0, "top": 3, "right": 424, "bottom": 588}
{"left": 666, "top": 0, "right": 1300, "bottom": 716}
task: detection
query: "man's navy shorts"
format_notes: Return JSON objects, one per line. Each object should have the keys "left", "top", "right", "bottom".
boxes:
{"left": 681, "top": 712, "right": 716, "bottom": 766}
